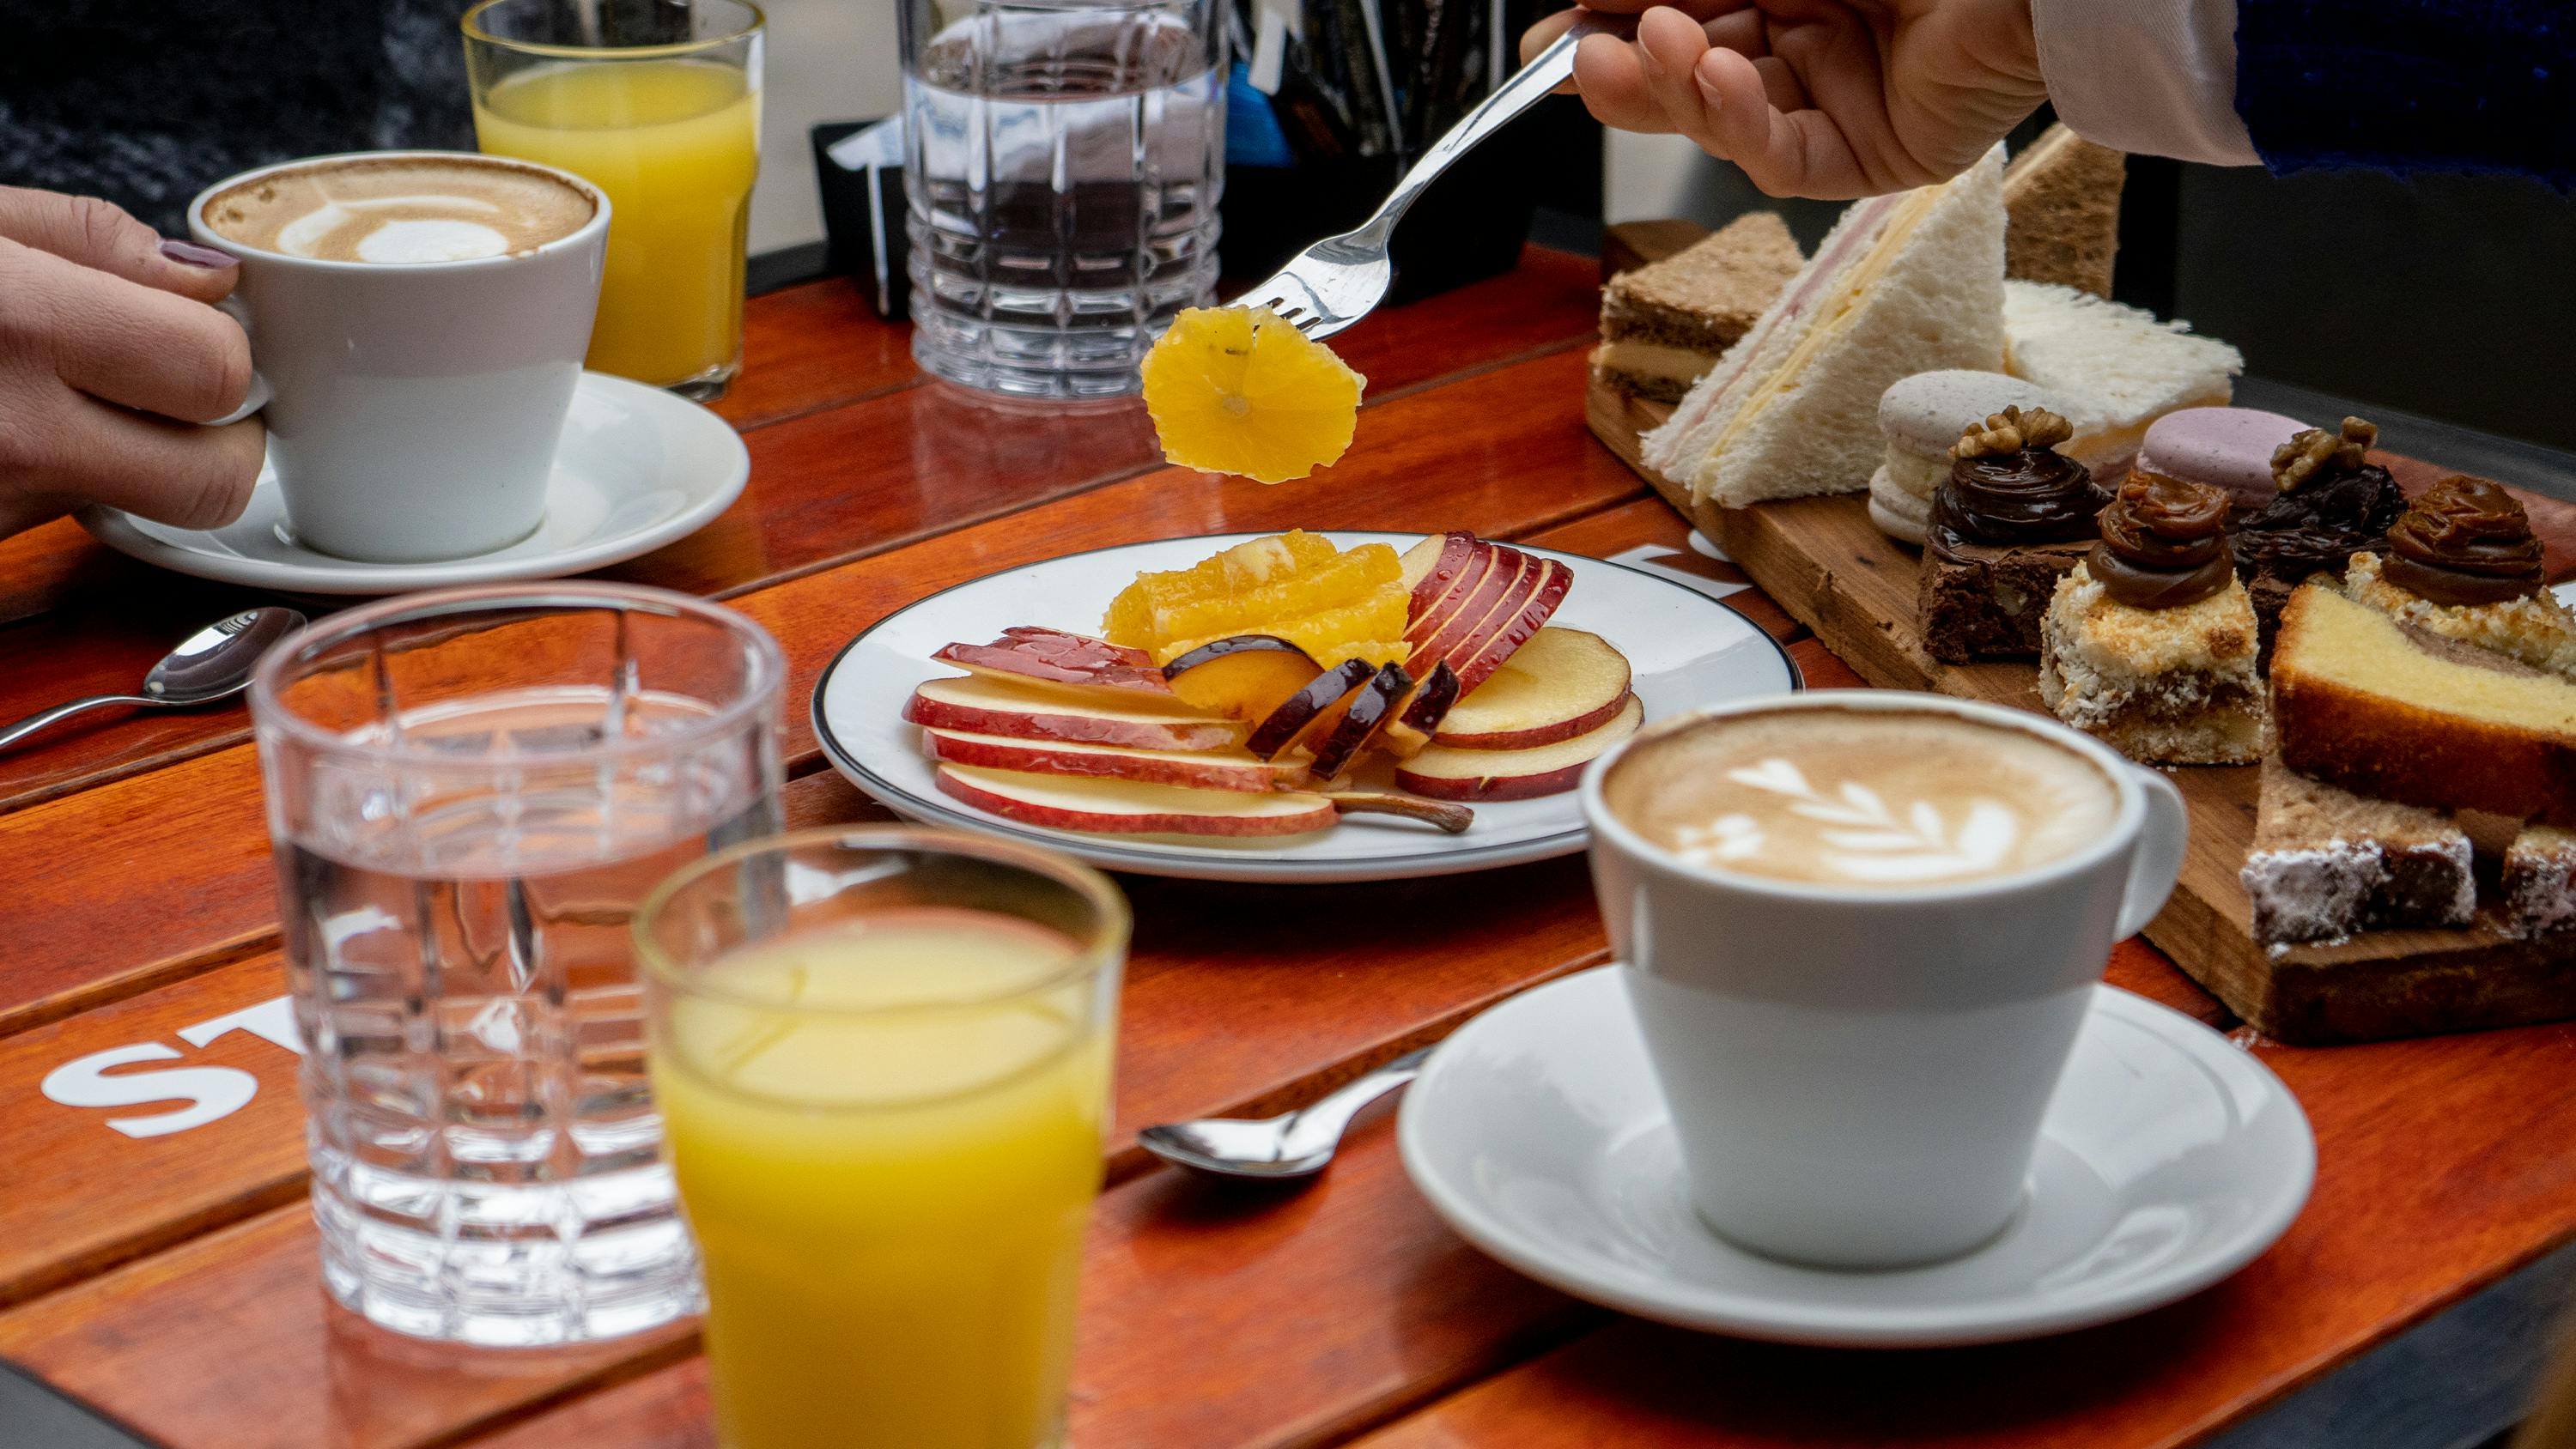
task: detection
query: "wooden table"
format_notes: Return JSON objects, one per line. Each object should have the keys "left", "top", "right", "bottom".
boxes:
{"left": 3, "top": 248, "right": 2573, "bottom": 1449}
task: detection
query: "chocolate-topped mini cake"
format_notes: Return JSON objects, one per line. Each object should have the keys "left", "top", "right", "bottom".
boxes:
{"left": 2039, "top": 474, "right": 2266, "bottom": 764}
{"left": 1918, "top": 406, "right": 2112, "bottom": 662}
{"left": 2233, "top": 415, "right": 2405, "bottom": 656}
{"left": 2344, "top": 473, "right": 2576, "bottom": 677}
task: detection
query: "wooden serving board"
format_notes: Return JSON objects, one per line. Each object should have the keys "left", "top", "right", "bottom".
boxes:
{"left": 1588, "top": 379, "right": 2576, "bottom": 1045}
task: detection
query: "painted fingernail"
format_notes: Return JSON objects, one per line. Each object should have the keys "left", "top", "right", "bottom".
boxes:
{"left": 160, "top": 239, "right": 237, "bottom": 269}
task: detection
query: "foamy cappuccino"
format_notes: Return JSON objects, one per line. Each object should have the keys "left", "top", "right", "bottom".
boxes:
{"left": 203, "top": 156, "right": 593, "bottom": 264}
{"left": 1605, "top": 706, "right": 2118, "bottom": 890}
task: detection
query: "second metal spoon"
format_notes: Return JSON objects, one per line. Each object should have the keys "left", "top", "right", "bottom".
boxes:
{"left": 1139, "top": 1046, "right": 1431, "bottom": 1181}
{"left": 0, "top": 606, "right": 306, "bottom": 752}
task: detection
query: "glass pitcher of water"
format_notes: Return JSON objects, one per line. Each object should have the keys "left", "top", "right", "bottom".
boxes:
{"left": 901, "top": 0, "right": 1226, "bottom": 401}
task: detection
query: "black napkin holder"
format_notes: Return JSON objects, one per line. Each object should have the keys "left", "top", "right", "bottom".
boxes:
{"left": 811, "top": 120, "right": 911, "bottom": 322}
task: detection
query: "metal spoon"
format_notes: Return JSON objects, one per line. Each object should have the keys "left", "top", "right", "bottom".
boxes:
{"left": 0, "top": 606, "right": 306, "bottom": 752}
{"left": 1139, "top": 1046, "right": 1431, "bottom": 1181}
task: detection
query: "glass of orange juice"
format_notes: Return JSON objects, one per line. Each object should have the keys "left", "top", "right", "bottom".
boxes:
{"left": 463, "top": 0, "right": 762, "bottom": 399}
{"left": 635, "top": 827, "right": 1127, "bottom": 1449}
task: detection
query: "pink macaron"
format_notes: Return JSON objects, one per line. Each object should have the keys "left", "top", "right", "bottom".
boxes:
{"left": 2136, "top": 408, "right": 2309, "bottom": 511}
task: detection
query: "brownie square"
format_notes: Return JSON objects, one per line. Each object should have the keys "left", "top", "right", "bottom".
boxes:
{"left": 1918, "top": 538, "right": 2091, "bottom": 663}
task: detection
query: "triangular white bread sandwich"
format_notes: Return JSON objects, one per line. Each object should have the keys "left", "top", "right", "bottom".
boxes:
{"left": 2002, "top": 124, "right": 2125, "bottom": 297}
{"left": 2002, "top": 280, "right": 2243, "bottom": 478}
{"left": 1642, "top": 147, "right": 2008, "bottom": 510}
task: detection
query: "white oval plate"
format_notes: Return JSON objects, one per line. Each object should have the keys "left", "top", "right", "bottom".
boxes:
{"left": 78, "top": 373, "right": 747, "bottom": 595}
{"left": 1400, "top": 966, "right": 2315, "bottom": 1347}
{"left": 811, "top": 531, "right": 1802, "bottom": 883}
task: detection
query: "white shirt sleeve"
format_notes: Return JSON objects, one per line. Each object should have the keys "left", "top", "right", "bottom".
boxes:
{"left": 2030, "top": 0, "right": 2263, "bottom": 167}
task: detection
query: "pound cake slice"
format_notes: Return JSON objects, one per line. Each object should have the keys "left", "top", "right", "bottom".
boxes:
{"left": 2272, "top": 584, "right": 2576, "bottom": 825}
{"left": 2241, "top": 755, "right": 2474, "bottom": 945}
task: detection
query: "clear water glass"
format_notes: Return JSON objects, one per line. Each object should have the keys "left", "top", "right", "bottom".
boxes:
{"left": 250, "top": 583, "right": 784, "bottom": 1347}
{"left": 902, "top": 0, "right": 1226, "bottom": 400}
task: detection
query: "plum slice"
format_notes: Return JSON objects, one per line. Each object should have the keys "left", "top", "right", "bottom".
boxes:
{"left": 1245, "top": 658, "right": 1380, "bottom": 760}
{"left": 1302, "top": 659, "right": 1415, "bottom": 784}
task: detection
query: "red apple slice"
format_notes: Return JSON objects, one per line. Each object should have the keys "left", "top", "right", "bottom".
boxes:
{"left": 1394, "top": 694, "right": 1644, "bottom": 802}
{"left": 1301, "top": 659, "right": 1414, "bottom": 784}
{"left": 933, "top": 628, "right": 1191, "bottom": 706}
{"left": 1404, "top": 539, "right": 1500, "bottom": 652}
{"left": 1412, "top": 546, "right": 1534, "bottom": 668}
{"left": 1436, "top": 627, "right": 1632, "bottom": 750}
{"left": 906, "top": 676, "right": 1244, "bottom": 751}
{"left": 1246, "top": 657, "right": 1379, "bottom": 760}
{"left": 1161, "top": 634, "right": 1323, "bottom": 722}
{"left": 921, "top": 730, "right": 1291, "bottom": 792}
{"left": 934, "top": 764, "right": 1337, "bottom": 837}
{"left": 1448, "top": 558, "right": 1574, "bottom": 697}
{"left": 1400, "top": 532, "right": 1479, "bottom": 618}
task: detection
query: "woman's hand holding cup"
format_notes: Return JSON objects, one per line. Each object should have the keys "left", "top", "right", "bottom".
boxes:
{"left": 0, "top": 186, "right": 264, "bottom": 540}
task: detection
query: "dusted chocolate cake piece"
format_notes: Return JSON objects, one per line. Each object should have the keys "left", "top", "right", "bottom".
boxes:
{"left": 2240, "top": 755, "right": 2473, "bottom": 947}
{"left": 1918, "top": 405, "right": 2111, "bottom": 662}
{"left": 2342, "top": 475, "right": 2576, "bottom": 678}
{"left": 2505, "top": 824, "right": 2576, "bottom": 937}
{"left": 2233, "top": 415, "right": 2405, "bottom": 660}
{"left": 2038, "top": 476, "right": 2266, "bottom": 764}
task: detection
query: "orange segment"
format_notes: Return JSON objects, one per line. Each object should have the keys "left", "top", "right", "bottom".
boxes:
{"left": 1104, "top": 532, "right": 1413, "bottom": 684}
{"left": 1140, "top": 307, "right": 1367, "bottom": 484}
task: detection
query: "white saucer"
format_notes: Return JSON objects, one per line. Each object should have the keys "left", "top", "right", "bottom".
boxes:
{"left": 79, "top": 373, "right": 747, "bottom": 595}
{"left": 1399, "top": 966, "right": 2314, "bottom": 1348}
{"left": 811, "top": 532, "right": 1802, "bottom": 884}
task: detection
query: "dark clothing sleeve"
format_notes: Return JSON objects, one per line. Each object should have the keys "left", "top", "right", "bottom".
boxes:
{"left": 0, "top": 1, "right": 477, "bottom": 235}
{"left": 2235, "top": 0, "right": 2576, "bottom": 187}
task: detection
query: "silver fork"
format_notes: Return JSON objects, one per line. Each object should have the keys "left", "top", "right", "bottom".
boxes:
{"left": 1227, "top": 13, "right": 1631, "bottom": 340}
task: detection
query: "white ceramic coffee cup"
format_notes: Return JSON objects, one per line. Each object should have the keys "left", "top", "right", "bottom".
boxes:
{"left": 187, "top": 151, "right": 609, "bottom": 562}
{"left": 1579, "top": 690, "right": 2189, "bottom": 1270}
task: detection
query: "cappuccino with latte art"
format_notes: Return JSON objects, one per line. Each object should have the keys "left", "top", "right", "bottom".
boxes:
{"left": 1604, "top": 706, "right": 2118, "bottom": 890}
{"left": 203, "top": 155, "right": 594, "bottom": 264}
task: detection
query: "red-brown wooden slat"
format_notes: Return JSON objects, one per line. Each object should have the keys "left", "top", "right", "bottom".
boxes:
{"left": 706, "top": 278, "right": 917, "bottom": 432}
{"left": 0, "top": 503, "right": 1797, "bottom": 1307}
{"left": 0, "top": 346, "right": 1641, "bottom": 1040}
{"left": 0, "top": 250, "right": 1601, "bottom": 817}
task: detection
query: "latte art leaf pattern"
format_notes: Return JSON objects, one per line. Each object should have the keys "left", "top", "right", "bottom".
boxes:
{"left": 1673, "top": 813, "right": 1765, "bottom": 862}
{"left": 1685, "top": 758, "right": 2026, "bottom": 883}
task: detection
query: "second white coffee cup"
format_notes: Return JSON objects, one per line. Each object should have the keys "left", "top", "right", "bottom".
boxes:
{"left": 1580, "top": 690, "right": 2189, "bottom": 1270}
{"left": 188, "top": 151, "right": 609, "bottom": 563}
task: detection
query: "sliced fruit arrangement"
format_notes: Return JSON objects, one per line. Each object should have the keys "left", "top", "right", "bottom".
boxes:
{"left": 901, "top": 532, "right": 1643, "bottom": 839}
{"left": 1139, "top": 306, "right": 1366, "bottom": 485}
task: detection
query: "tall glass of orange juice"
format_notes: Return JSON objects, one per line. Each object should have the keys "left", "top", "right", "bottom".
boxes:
{"left": 635, "top": 828, "right": 1127, "bottom": 1449}
{"left": 464, "top": 0, "right": 762, "bottom": 399}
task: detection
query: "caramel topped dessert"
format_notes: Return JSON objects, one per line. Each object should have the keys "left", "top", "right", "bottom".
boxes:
{"left": 2038, "top": 472, "right": 2263, "bottom": 765}
{"left": 2382, "top": 475, "right": 2545, "bottom": 606}
{"left": 2343, "top": 473, "right": 2576, "bottom": 679}
{"left": 2089, "top": 475, "right": 2234, "bottom": 609}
